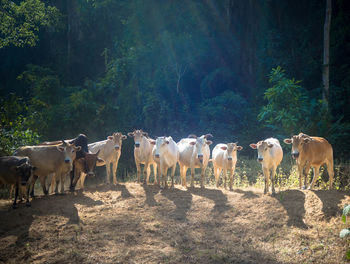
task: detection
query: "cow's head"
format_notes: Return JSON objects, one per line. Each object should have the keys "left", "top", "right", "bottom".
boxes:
{"left": 249, "top": 141, "right": 273, "bottom": 163}
{"left": 57, "top": 140, "right": 81, "bottom": 164}
{"left": 107, "top": 132, "right": 127, "bottom": 151}
{"left": 283, "top": 133, "right": 311, "bottom": 159}
{"left": 188, "top": 134, "right": 213, "bottom": 163}
{"left": 128, "top": 129, "right": 148, "bottom": 148}
{"left": 221, "top": 143, "right": 243, "bottom": 161}
{"left": 16, "top": 158, "right": 36, "bottom": 186}
{"left": 154, "top": 136, "right": 170, "bottom": 159}
{"left": 84, "top": 150, "right": 105, "bottom": 177}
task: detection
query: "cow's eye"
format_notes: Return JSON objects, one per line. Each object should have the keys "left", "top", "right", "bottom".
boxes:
{"left": 264, "top": 148, "right": 267, "bottom": 151}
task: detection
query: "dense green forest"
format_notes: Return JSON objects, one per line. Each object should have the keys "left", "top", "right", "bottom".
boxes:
{"left": 1, "top": 0, "right": 350, "bottom": 171}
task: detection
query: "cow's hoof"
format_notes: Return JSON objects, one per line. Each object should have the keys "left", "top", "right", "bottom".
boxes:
{"left": 301, "top": 185, "right": 307, "bottom": 190}
{"left": 307, "top": 186, "right": 313, "bottom": 190}
{"left": 12, "top": 204, "right": 18, "bottom": 209}
{"left": 229, "top": 188, "right": 233, "bottom": 191}
{"left": 271, "top": 192, "right": 276, "bottom": 197}
{"left": 44, "top": 191, "right": 48, "bottom": 195}
{"left": 26, "top": 202, "right": 31, "bottom": 207}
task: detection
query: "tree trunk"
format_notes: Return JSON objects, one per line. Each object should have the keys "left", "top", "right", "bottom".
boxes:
{"left": 322, "top": 0, "right": 332, "bottom": 104}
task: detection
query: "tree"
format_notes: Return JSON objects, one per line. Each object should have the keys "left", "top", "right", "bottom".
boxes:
{"left": 0, "top": 0, "right": 61, "bottom": 48}
{"left": 322, "top": 0, "right": 332, "bottom": 104}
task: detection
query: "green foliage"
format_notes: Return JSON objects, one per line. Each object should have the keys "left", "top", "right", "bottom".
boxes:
{"left": 0, "top": 95, "right": 40, "bottom": 155}
{"left": 0, "top": 0, "right": 61, "bottom": 48}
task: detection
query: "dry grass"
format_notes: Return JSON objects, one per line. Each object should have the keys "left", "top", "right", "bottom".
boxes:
{"left": 0, "top": 182, "right": 350, "bottom": 263}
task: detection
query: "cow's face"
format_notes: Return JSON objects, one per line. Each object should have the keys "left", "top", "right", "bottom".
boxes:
{"left": 128, "top": 129, "right": 148, "bottom": 148}
{"left": 221, "top": 143, "right": 243, "bottom": 161}
{"left": 16, "top": 162, "right": 36, "bottom": 186}
{"left": 84, "top": 150, "right": 105, "bottom": 177}
{"left": 189, "top": 134, "right": 213, "bottom": 163}
{"left": 154, "top": 137, "right": 169, "bottom": 159}
{"left": 108, "top": 132, "right": 127, "bottom": 151}
{"left": 283, "top": 133, "right": 311, "bottom": 159}
{"left": 249, "top": 141, "right": 273, "bottom": 163}
{"left": 57, "top": 140, "right": 81, "bottom": 164}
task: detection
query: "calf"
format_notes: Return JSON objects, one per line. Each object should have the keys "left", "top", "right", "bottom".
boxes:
{"left": 212, "top": 143, "right": 243, "bottom": 190}
{"left": 177, "top": 134, "right": 212, "bottom": 188}
{"left": 128, "top": 129, "right": 158, "bottom": 184}
{"left": 88, "top": 132, "right": 126, "bottom": 185}
{"left": 70, "top": 150, "right": 105, "bottom": 191}
{"left": 0, "top": 156, "right": 35, "bottom": 208}
{"left": 15, "top": 141, "right": 81, "bottom": 195}
{"left": 283, "top": 133, "right": 334, "bottom": 190}
{"left": 152, "top": 136, "right": 179, "bottom": 188}
{"left": 250, "top": 138, "right": 283, "bottom": 195}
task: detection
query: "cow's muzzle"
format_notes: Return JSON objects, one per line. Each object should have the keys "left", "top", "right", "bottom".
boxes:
{"left": 257, "top": 157, "right": 263, "bottom": 162}
{"left": 228, "top": 157, "right": 232, "bottom": 161}
{"left": 87, "top": 172, "right": 95, "bottom": 177}
{"left": 135, "top": 143, "right": 140, "bottom": 148}
{"left": 64, "top": 159, "right": 70, "bottom": 163}
{"left": 115, "top": 145, "right": 120, "bottom": 150}
{"left": 155, "top": 154, "right": 160, "bottom": 158}
{"left": 21, "top": 181, "right": 27, "bottom": 186}
{"left": 292, "top": 152, "right": 299, "bottom": 159}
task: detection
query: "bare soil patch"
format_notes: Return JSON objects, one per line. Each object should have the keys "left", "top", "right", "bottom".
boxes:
{"left": 0, "top": 183, "right": 349, "bottom": 263}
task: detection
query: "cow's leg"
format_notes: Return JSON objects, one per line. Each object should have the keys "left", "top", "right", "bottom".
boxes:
{"left": 309, "top": 166, "right": 320, "bottom": 190}
{"left": 136, "top": 163, "right": 141, "bottom": 183}
{"left": 12, "top": 183, "right": 19, "bottom": 209}
{"left": 80, "top": 173, "right": 87, "bottom": 190}
{"left": 50, "top": 174, "right": 56, "bottom": 194}
{"left": 271, "top": 166, "right": 276, "bottom": 196}
{"left": 70, "top": 164, "right": 75, "bottom": 191}
{"left": 60, "top": 173, "right": 66, "bottom": 194}
{"left": 223, "top": 168, "right": 227, "bottom": 188}
{"left": 29, "top": 175, "right": 38, "bottom": 198}
{"left": 155, "top": 164, "right": 160, "bottom": 185}
{"left": 145, "top": 164, "right": 151, "bottom": 185}
{"left": 229, "top": 167, "right": 235, "bottom": 191}
{"left": 112, "top": 161, "right": 118, "bottom": 185}
{"left": 105, "top": 163, "right": 111, "bottom": 184}
{"left": 170, "top": 165, "right": 176, "bottom": 188}
{"left": 200, "top": 166, "right": 206, "bottom": 188}
{"left": 326, "top": 160, "right": 334, "bottom": 190}
{"left": 213, "top": 165, "right": 219, "bottom": 188}
{"left": 180, "top": 165, "right": 187, "bottom": 187}
{"left": 304, "top": 162, "right": 311, "bottom": 189}
{"left": 25, "top": 183, "right": 31, "bottom": 207}
{"left": 297, "top": 163, "right": 304, "bottom": 189}
{"left": 190, "top": 166, "right": 195, "bottom": 188}
{"left": 39, "top": 176, "right": 48, "bottom": 195}
{"left": 263, "top": 167, "right": 270, "bottom": 194}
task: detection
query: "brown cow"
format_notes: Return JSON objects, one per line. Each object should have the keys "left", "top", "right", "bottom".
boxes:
{"left": 283, "top": 133, "right": 334, "bottom": 190}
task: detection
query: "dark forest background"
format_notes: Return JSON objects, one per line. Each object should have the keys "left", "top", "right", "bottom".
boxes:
{"left": 1, "top": 0, "right": 350, "bottom": 172}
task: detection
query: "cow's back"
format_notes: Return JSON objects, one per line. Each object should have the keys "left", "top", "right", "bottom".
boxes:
{"left": 302, "top": 137, "right": 333, "bottom": 166}
{"left": 0, "top": 156, "right": 29, "bottom": 182}
{"left": 89, "top": 140, "right": 114, "bottom": 163}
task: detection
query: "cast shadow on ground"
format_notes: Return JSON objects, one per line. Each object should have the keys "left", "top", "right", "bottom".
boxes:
{"left": 233, "top": 188, "right": 260, "bottom": 199}
{"left": 312, "top": 189, "right": 350, "bottom": 220}
{"left": 274, "top": 189, "right": 308, "bottom": 229}
{"left": 83, "top": 183, "right": 134, "bottom": 199}
{"left": 160, "top": 187, "right": 192, "bottom": 222}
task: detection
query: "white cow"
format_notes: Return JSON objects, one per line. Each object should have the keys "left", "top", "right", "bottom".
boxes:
{"left": 128, "top": 129, "right": 158, "bottom": 184}
{"left": 88, "top": 132, "right": 126, "bottom": 185}
{"left": 152, "top": 136, "right": 179, "bottom": 188}
{"left": 212, "top": 143, "right": 243, "bottom": 190}
{"left": 249, "top": 138, "right": 283, "bottom": 195}
{"left": 177, "top": 134, "right": 212, "bottom": 188}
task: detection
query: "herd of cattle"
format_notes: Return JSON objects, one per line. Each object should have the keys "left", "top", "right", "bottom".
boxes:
{"left": 0, "top": 130, "right": 334, "bottom": 208}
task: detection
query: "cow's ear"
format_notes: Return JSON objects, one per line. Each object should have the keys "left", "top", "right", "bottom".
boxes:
{"left": 189, "top": 141, "right": 196, "bottom": 146}
{"left": 122, "top": 135, "right": 127, "bottom": 140}
{"left": 150, "top": 140, "right": 156, "bottom": 145}
{"left": 283, "top": 138, "right": 292, "bottom": 144}
{"left": 206, "top": 140, "right": 213, "bottom": 145}
{"left": 268, "top": 144, "right": 273, "bottom": 148}
{"left": 57, "top": 146, "right": 65, "bottom": 152}
{"left": 142, "top": 132, "right": 148, "bottom": 137}
{"left": 32, "top": 166, "right": 37, "bottom": 171}
{"left": 97, "top": 158, "right": 105, "bottom": 166}
{"left": 127, "top": 132, "right": 134, "bottom": 137}
{"left": 249, "top": 144, "right": 257, "bottom": 149}
{"left": 107, "top": 136, "right": 113, "bottom": 140}
{"left": 303, "top": 137, "right": 311, "bottom": 143}
{"left": 75, "top": 146, "right": 82, "bottom": 151}
{"left": 95, "top": 149, "right": 100, "bottom": 156}
{"left": 220, "top": 146, "right": 227, "bottom": 150}
{"left": 237, "top": 146, "right": 243, "bottom": 151}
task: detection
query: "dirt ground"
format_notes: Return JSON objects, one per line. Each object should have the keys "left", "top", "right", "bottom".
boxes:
{"left": 0, "top": 182, "right": 350, "bottom": 264}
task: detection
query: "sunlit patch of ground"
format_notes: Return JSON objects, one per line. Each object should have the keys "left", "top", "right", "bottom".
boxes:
{"left": 0, "top": 182, "right": 349, "bottom": 263}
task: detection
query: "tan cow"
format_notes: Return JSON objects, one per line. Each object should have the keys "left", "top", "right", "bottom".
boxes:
{"left": 128, "top": 129, "right": 158, "bottom": 184}
{"left": 250, "top": 138, "right": 283, "bottom": 195}
{"left": 177, "top": 134, "right": 212, "bottom": 188}
{"left": 15, "top": 141, "right": 81, "bottom": 195}
{"left": 283, "top": 133, "right": 334, "bottom": 190}
{"left": 212, "top": 143, "right": 243, "bottom": 190}
{"left": 88, "top": 132, "right": 127, "bottom": 185}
